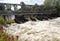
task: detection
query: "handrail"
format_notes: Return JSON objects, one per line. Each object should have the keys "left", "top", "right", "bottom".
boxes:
{"left": 0, "top": 10, "right": 57, "bottom": 15}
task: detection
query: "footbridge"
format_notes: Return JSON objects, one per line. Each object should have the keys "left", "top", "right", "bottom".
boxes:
{"left": 0, "top": 3, "right": 56, "bottom": 15}
{"left": 0, "top": 3, "right": 57, "bottom": 22}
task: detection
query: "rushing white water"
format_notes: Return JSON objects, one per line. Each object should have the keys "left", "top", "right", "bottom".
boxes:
{"left": 4, "top": 17, "right": 60, "bottom": 41}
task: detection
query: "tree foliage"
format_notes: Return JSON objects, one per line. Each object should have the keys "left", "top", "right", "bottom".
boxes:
{"left": 55, "top": 1, "right": 60, "bottom": 16}
{"left": 0, "top": 5, "right": 5, "bottom": 10}
{"left": 0, "top": 16, "right": 7, "bottom": 26}
{"left": 19, "top": 2, "right": 26, "bottom": 11}
{"left": 32, "top": 3, "right": 40, "bottom": 12}
{"left": 44, "top": 0, "right": 51, "bottom": 7}
{"left": 6, "top": 5, "right": 11, "bottom": 10}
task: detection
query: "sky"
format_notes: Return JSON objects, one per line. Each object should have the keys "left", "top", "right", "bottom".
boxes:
{"left": 0, "top": 0, "right": 45, "bottom": 5}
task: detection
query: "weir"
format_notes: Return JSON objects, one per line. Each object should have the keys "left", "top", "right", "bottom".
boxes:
{"left": 0, "top": 3, "right": 57, "bottom": 21}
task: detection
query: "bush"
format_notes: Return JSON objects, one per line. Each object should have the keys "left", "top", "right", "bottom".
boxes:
{"left": 7, "top": 20, "right": 15, "bottom": 24}
{"left": 0, "top": 16, "right": 7, "bottom": 26}
{"left": 0, "top": 30, "right": 18, "bottom": 41}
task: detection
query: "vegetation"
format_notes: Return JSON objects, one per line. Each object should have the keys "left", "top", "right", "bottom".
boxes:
{"left": 0, "top": 16, "right": 18, "bottom": 41}
{"left": 0, "top": 28, "right": 18, "bottom": 41}
{"left": 55, "top": 1, "right": 60, "bottom": 16}
{"left": 6, "top": 5, "right": 11, "bottom": 11}
{"left": 14, "top": 1, "right": 60, "bottom": 23}
{"left": 44, "top": 0, "right": 60, "bottom": 16}
{"left": 32, "top": 4, "right": 41, "bottom": 12}
{"left": 0, "top": 16, "right": 7, "bottom": 26}
{"left": 0, "top": 5, "right": 5, "bottom": 10}
{"left": 0, "top": 1, "right": 60, "bottom": 41}
{"left": 44, "top": 0, "right": 51, "bottom": 7}
{"left": 0, "top": 1, "right": 60, "bottom": 23}
{"left": 7, "top": 20, "right": 15, "bottom": 24}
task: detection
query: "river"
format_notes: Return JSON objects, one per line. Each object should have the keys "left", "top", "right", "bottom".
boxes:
{"left": 3, "top": 17, "right": 60, "bottom": 41}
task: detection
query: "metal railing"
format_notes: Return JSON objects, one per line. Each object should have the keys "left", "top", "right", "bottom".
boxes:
{"left": 0, "top": 3, "right": 57, "bottom": 15}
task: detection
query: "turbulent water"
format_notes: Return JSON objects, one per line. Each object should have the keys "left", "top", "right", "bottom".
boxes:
{"left": 3, "top": 17, "right": 60, "bottom": 41}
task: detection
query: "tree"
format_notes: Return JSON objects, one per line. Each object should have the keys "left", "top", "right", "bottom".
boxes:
{"left": 18, "top": 2, "right": 30, "bottom": 12}
{"left": 20, "top": 2, "right": 25, "bottom": 6}
{"left": 32, "top": 3, "right": 40, "bottom": 12}
{"left": 0, "top": 5, "right": 5, "bottom": 10}
{"left": 55, "top": 1, "right": 60, "bottom": 16}
{"left": 6, "top": 5, "right": 11, "bottom": 10}
{"left": 44, "top": 0, "right": 51, "bottom": 7}
{"left": 20, "top": 2, "right": 25, "bottom": 11}
{"left": 44, "top": 0, "right": 58, "bottom": 12}
{"left": 24, "top": 6, "right": 30, "bottom": 12}
{"left": 55, "top": 1, "right": 60, "bottom": 10}
{"left": 0, "top": 16, "right": 7, "bottom": 26}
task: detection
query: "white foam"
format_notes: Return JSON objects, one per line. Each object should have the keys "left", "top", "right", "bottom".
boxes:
{"left": 4, "top": 17, "right": 60, "bottom": 41}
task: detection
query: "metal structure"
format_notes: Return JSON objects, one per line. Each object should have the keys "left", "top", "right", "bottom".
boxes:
{"left": 0, "top": 3, "right": 56, "bottom": 15}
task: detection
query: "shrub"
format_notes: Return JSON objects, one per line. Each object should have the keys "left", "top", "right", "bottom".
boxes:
{"left": 0, "top": 30, "right": 18, "bottom": 41}
{"left": 0, "top": 16, "right": 7, "bottom": 26}
{"left": 7, "top": 20, "right": 15, "bottom": 24}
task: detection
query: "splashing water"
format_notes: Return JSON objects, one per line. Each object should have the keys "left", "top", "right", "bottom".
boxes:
{"left": 3, "top": 17, "right": 60, "bottom": 41}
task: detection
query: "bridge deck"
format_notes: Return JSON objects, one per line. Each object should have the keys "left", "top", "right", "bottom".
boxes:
{"left": 0, "top": 10, "right": 56, "bottom": 15}
{"left": 0, "top": 3, "right": 57, "bottom": 15}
